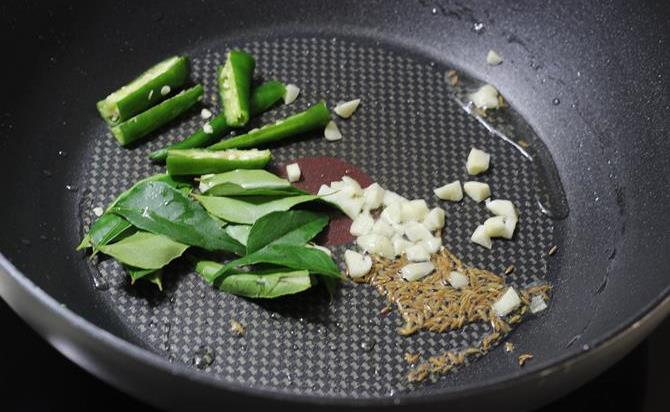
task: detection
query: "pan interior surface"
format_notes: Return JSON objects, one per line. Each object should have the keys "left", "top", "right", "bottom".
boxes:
{"left": 77, "top": 34, "right": 564, "bottom": 398}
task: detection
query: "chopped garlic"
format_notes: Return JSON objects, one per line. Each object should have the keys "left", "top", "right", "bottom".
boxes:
{"left": 350, "top": 211, "right": 374, "bottom": 236}
{"left": 502, "top": 217, "right": 517, "bottom": 240}
{"left": 371, "top": 219, "right": 395, "bottom": 238}
{"left": 324, "top": 121, "right": 342, "bottom": 141}
{"left": 471, "top": 224, "right": 492, "bottom": 249}
{"left": 400, "top": 199, "right": 429, "bottom": 222}
{"left": 380, "top": 202, "right": 402, "bottom": 225}
{"left": 448, "top": 271, "right": 469, "bottom": 289}
{"left": 286, "top": 163, "right": 301, "bottom": 183}
{"left": 392, "top": 235, "right": 413, "bottom": 256}
{"left": 486, "top": 50, "right": 503, "bottom": 65}
{"left": 383, "top": 190, "right": 407, "bottom": 206}
{"left": 344, "top": 250, "right": 372, "bottom": 278}
{"left": 92, "top": 206, "right": 104, "bottom": 217}
{"left": 463, "top": 181, "right": 491, "bottom": 202}
{"left": 400, "top": 262, "right": 435, "bottom": 281}
{"left": 466, "top": 147, "right": 491, "bottom": 175}
{"left": 405, "top": 244, "right": 430, "bottom": 262}
{"left": 334, "top": 99, "right": 361, "bottom": 118}
{"left": 341, "top": 176, "right": 363, "bottom": 196}
{"left": 434, "top": 181, "right": 463, "bottom": 202}
{"left": 356, "top": 234, "right": 395, "bottom": 259}
{"left": 485, "top": 199, "right": 517, "bottom": 219}
{"left": 421, "top": 236, "right": 442, "bottom": 254}
{"left": 200, "top": 108, "right": 213, "bottom": 119}
{"left": 336, "top": 197, "right": 364, "bottom": 220}
{"left": 283, "top": 84, "right": 300, "bottom": 104}
{"left": 160, "top": 85, "right": 171, "bottom": 96}
{"left": 202, "top": 122, "right": 214, "bottom": 134}
{"left": 484, "top": 216, "right": 508, "bottom": 238}
{"left": 422, "top": 207, "right": 445, "bottom": 231}
{"left": 493, "top": 287, "right": 521, "bottom": 317}
{"left": 404, "top": 222, "right": 433, "bottom": 242}
{"left": 317, "top": 184, "right": 336, "bottom": 196}
{"left": 530, "top": 295, "right": 548, "bottom": 314}
{"left": 362, "top": 183, "right": 385, "bottom": 210}
{"left": 469, "top": 84, "right": 500, "bottom": 110}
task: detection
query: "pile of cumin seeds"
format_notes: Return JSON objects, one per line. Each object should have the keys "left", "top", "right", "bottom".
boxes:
{"left": 352, "top": 247, "right": 551, "bottom": 382}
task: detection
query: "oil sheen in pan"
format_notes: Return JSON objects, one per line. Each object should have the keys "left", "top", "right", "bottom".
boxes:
{"left": 451, "top": 73, "right": 569, "bottom": 220}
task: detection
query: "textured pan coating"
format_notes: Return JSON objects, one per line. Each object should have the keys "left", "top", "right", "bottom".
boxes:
{"left": 78, "top": 37, "right": 558, "bottom": 397}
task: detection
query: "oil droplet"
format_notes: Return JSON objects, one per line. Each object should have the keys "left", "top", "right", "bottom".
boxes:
{"left": 192, "top": 345, "right": 216, "bottom": 369}
{"left": 65, "top": 184, "right": 79, "bottom": 192}
{"left": 328, "top": 342, "right": 338, "bottom": 352}
{"left": 552, "top": 97, "right": 560, "bottom": 105}
{"left": 473, "top": 22, "right": 485, "bottom": 33}
{"left": 360, "top": 339, "right": 376, "bottom": 352}
{"left": 92, "top": 272, "right": 109, "bottom": 291}
{"left": 292, "top": 344, "right": 299, "bottom": 351}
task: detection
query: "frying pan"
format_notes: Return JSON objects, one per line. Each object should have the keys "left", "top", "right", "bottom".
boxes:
{"left": 1, "top": 0, "right": 669, "bottom": 410}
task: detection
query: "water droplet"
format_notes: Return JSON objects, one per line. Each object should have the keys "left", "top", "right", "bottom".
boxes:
{"left": 473, "top": 22, "right": 485, "bottom": 33}
{"left": 431, "top": 7, "right": 437, "bottom": 15}
{"left": 192, "top": 345, "right": 216, "bottom": 369}
{"left": 65, "top": 184, "right": 78, "bottom": 192}
{"left": 39, "top": 234, "right": 48, "bottom": 241}
{"left": 552, "top": 98, "right": 560, "bottom": 105}
{"left": 57, "top": 150, "right": 68, "bottom": 157}
{"left": 286, "top": 371, "right": 293, "bottom": 385}
{"left": 374, "top": 368, "right": 380, "bottom": 376}
{"left": 42, "top": 169, "right": 53, "bottom": 177}
{"left": 149, "top": 320, "right": 155, "bottom": 328}
{"left": 163, "top": 321, "right": 171, "bottom": 334}
{"left": 20, "top": 238, "right": 31, "bottom": 246}
{"left": 270, "top": 313, "right": 279, "bottom": 321}
{"left": 360, "top": 339, "right": 376, "bottom": 352}
{"left": 292, "top": 344, "right": 299, "bottom": 350}
{"left": 582, "top": 344, "right": 590, "bottom": 351}
{"left": 328, "top": 342, "right": 338, "bottom": 352}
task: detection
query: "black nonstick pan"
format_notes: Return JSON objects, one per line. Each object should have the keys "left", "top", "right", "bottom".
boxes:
{"left": 1, "top": 0, "right": 669, "bottom": 410}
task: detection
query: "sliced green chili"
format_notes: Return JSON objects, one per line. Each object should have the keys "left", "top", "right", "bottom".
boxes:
{"left": 218, "top": 50, "right": 255, "bottom": 127}
{"left": 111, "top": 85, "right": 204, "bottom": 146}
{"left": 208, "top": 101, "right": 330, "bottom": 150}
{"left": 148, "top": 81, "right": 286, "bottom": 162}
{"left": 97, "top": 56, "right": 189, "bottom": 126}
{"left": 166, "top": 148, "right": 271, "bottom": 176}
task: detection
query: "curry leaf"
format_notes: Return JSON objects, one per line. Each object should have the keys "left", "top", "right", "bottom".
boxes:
{"left": 225, "top": 224, "right": 252, "bottom": 246}
{"left": 111, "top": 181, "right": 244, "bottom": 254}
{"left": 98, "top": 231, "right": 188, "bottom": 269}
{"left": 213, "top": 244, "right": 341, "bottom": 282}
{"left": 77, "top": 213, "right": 134, "bottom": 253}
{"left": 126, "top": 266, "right": 163, "bottom": 290}
{"left": 245, "top": 210, "right": 328, "bottom": 254}
{"left": 195, "top": 261, "right": 312, "bottom": 298}
{"left": 199, "top": 169, "right": 292, "bottom": 193}
{"left": 77, "top": 174, "right": 190, "bottom": 253}
{"left": 195, "top": 194, "right": 318, "bottom": 225}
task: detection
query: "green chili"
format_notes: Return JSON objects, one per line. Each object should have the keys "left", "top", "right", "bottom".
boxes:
{"left": 97, "top": 56, "right": 189, "bottom": 126}
{"left": 166, "top": 148, "right": 271, "bottom": 176}
{"left": 218, "top": 50, "right": 255, "bottom": 127}
{"left": 208, "top": 101, "right": 330, "bottom": 150}
{"left": 148, "top": 81, "right": 286, "bottom": 162}
{"left": 111, "top": 84, "right": 204, "bottom": 146}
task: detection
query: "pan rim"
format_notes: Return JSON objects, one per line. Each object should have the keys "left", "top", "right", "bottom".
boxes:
{"left": 1, "top": 251, "right": 669, "bottom": 406}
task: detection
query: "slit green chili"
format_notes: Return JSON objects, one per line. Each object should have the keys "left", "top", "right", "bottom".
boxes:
{"left": 219, "top": 50, "right": 255, "bottom": 127}
{"left": 208, "top": 101, "right": 330, "bottom": 150}
{"left": 111, "top": 84, "right": 204, "bottom": 146}
{"left": 166, "top": 148, "right": 271, "bottom": 176}
{"left": 97, "top": 56, "right": 190, "bottom": 126}
{"left": 148, "top": 81, "right": 286, "bottom": 162}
